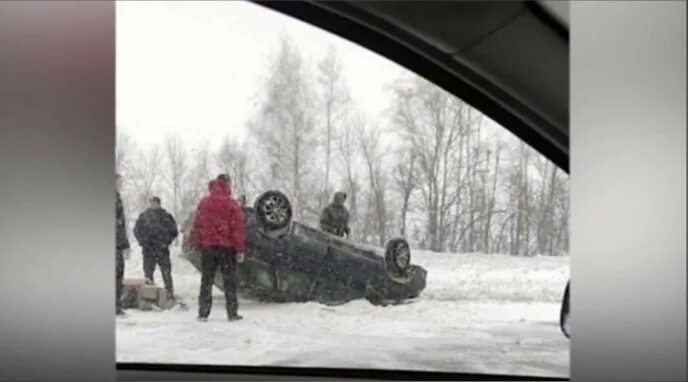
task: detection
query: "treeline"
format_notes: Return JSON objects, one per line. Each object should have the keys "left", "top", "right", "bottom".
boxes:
{"left": 117, "top": 35, "right": 569, "bottom": 256}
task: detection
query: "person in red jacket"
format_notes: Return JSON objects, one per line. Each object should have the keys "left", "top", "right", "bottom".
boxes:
{"left": 190, "top": 174, "right": 246, "bottom": 322}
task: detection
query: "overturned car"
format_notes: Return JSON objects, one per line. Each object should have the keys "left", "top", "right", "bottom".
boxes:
{"left": 182, "top": 190, "right": 427, "bottom": 306}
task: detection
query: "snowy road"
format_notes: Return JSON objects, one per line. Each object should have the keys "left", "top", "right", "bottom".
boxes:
{"left": 116, "top": 247, "right": 569, "bottom": 378}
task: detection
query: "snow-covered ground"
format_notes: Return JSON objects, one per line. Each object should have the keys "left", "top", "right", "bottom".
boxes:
{"left": 116, "top": 246, "right": 570, "bottom": 378}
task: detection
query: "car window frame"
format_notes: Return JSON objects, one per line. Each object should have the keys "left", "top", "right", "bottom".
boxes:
{"left": 117, "top": 1, "right": 570, "bottom": 380}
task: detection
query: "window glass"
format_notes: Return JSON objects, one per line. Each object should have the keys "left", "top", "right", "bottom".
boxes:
{"left": 116, "top": 1, "right": 569, "bottom": 377}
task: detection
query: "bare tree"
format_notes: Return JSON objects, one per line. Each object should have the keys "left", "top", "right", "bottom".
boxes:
{"left": 115, "top": 131, "right": 139, "bottom": 233}
{"left": 482, "top": 141, "right": 503, "bottom": 253}
{"left": 182, "top": 143, "right": 214, "bottom": 216}
{"left": 250, "top": 34, "right": 319, "bottom": 221}
{"left": 391, "top": 76, "right": 469, "bottom": 252}
{"left": 507, "top": 141, "right": 532, "bottom": 255}
{"left": 531, "top": 158, "right": 569, "bottom": 256}
{"left": 163, "top": 132, "right": 188, "bottom": 222}
{"left": 116, "top": 131, "right": 135, "bottom": 176}
{"left": 334, "top": 113, "right": 362, "bottom": 239}
{"left": 358, "top": 117, "right": 388, "bottom": 246}
{"left": 115, "top": 45, "right": 571, "bottom": 258}
{"left": 216, "top": 135, "right": 250, "bottom": 198}
{"left": 317, "top": 45, "right": 350, "bottom": 211}
{"left": 131, "top": 144, "right": 163, "bottom": 214}
{"left": 392, "top": 148, "right": 416, "bottom": 237}
{"left": 555, "top": 177, "right": 570, "bottom": 255}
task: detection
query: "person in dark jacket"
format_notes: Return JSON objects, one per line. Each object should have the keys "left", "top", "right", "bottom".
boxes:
{"left": 189, "top": 176, "right": 246, "bottom": 322}
{"left": 115, "top": 173, "right": 130, "bottom": 316}
{"left": 134, "top": 196, "right": 178, "bottom": 298}
{"left": 320, "top": 191, "right": 351, "bottom": 238}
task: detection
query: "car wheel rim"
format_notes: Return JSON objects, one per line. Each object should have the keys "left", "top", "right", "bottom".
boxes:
{"left": 395, "top": 242, "right": 410, "bottom": 269}
{"left": 262, "top": 194, "right": 289, "bottom": 225}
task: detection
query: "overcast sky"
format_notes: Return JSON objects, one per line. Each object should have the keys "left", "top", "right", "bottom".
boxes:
{"left": 116, "top": 0, "right": 410, "bottom": 151}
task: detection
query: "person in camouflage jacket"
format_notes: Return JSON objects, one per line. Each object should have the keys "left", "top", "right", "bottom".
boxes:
{"left": 320, "top": 191, "right": 351, "bottom": 238}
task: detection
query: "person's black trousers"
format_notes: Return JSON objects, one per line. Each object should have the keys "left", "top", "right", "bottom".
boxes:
{"left": 116, "top": 250, "right": 124, "bottom": 313}
{"left": 198, "top": 246, "right": 238, "bottom": 318}
{"left": 142, "top": 245, "right": 174, "bottom": 296}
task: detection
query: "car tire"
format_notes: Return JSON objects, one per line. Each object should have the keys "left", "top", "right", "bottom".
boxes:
{"left": 254, "top": 190, "right": 293, "bottom": 233}
{"left": 384, "top": 238, "right": 411, "bottom": 275}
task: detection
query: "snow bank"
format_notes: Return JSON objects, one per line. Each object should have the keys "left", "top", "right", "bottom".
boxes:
{"left": 118, "top": 245, "right": 569, "bottom": 377}
{"left": 413, "top": 250, "right": 569, "bottom": 303}
{"left": 124, "top": 245, "right": 569, "bottom": 305}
